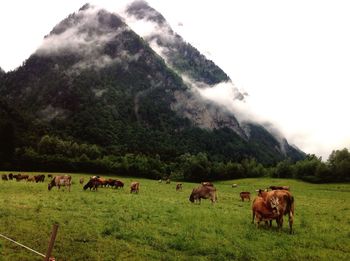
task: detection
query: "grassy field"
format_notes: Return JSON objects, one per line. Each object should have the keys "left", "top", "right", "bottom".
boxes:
{"left": 0, "top": 172, "right": 349, "bottom": 261}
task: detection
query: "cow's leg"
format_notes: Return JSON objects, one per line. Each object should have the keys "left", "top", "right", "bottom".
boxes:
{"left": 288, "top": 212, "right": 294, "bottom": 234}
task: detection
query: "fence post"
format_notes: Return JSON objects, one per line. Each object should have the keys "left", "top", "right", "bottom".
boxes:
{"left": 44, "top": 223, "right": 59, "bottom": 261}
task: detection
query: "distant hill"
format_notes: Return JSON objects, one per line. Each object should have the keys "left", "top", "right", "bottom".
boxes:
{"left": 0, "top": 2, "right": 304, "bottom": 172}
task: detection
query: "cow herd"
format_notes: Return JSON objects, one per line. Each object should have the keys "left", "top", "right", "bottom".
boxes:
{"left": 1, "top": 172, "right": 295, "bottom": 233}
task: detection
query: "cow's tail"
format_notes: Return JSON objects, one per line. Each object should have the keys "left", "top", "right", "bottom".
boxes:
{"left": 284, "top": 194, "right": 295, "bottom": 234}
{"left": 284, "top": 195, "right": 294, "bottom": 216}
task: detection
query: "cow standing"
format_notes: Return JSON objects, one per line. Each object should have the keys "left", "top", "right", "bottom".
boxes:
{"left": 189, "top": 185, "right": 217, "bottom": 204}
{"left": 176, "top": 183, "right": 183, "bottom": 191}
{"left": 240, "top": 192, "right": 251, "bottom": 201}
{"left": 258, "top": 189, "right": 295, "bottom": 233}
{"left": 130, "top": 182, "right": 140, "bottom": 193}
{"left": 252, "top": 196, "right": 280, "bottom": 227}
{"left": 48, "top": 175, "right": 72, "bottom": 192}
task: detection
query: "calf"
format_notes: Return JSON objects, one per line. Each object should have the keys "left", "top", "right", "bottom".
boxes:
{"left": 130, "top": 182, "right": 140, "bottom": 193}
{"left": 176, "top": 183, "right": 183, "bottom": 191}
{"left": 240, "top": 192, "right": 251, "bottom": 201}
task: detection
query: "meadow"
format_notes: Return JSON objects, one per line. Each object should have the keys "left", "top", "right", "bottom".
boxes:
{"left": 0, "top": 172, "right": 349, "bottom": 261}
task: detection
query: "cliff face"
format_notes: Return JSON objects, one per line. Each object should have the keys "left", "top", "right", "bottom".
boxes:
{"left": 0, "top": 2, "right": 305, "bottom": 164}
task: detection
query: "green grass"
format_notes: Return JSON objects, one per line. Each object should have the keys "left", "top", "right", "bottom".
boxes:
{"left": 0, "top": 172, "right": 349, "bottom": 260}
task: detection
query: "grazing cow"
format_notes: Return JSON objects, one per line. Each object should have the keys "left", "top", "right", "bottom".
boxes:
{"left": 114, "top": 180, "right": 124, "bottom": 189}
{"left": 83, "top": 179, "right": 101, "bottom": 191}
{"left": 201, "top": 182, "right": 214, "bottom": 187}
{"left": 79, "top": 177, "right": 84, "bottom": 184}
{"left": 240, "top": 192, "right": 251, "bottom": 201}
{"left": 130, "top": 182, "right": 140, "bottom": 193}
{"left": 8, "top": 173, "right": 13, "bottom": 180}
{"left": 269, "top": 185, "right": 290, "bottom": 191}
{"left": 252, "top": 196, "right": 280, "bottom": 227}
{"left": 258, "top": 189, "right": 295, "bottom": 233}
{"left": 34, "top": 174, "right": 45, "bottom": 183}
{"left": 15, "top": 174, "right": 29, "bottom": 181}
{"left": 1, "top": 174, "right": 8, "bottom": 181}
{"left": 48, "top": 175, "right": 72, "bottom": 192}
{"left": 189, "top": 185, "right": 217, "bottom": 204}
{"left": 176, "top": 183, "right": 183, "bottom": 191}
{"left": 27, "top": 176, "right": 35, "bottom": 182}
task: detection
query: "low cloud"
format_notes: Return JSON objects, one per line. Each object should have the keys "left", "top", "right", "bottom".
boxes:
{"left": 36, "top": 5, "right": 128, "bottom": 71}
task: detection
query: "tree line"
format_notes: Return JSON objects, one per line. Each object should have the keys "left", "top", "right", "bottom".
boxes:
{"left": 2, "top": 134, "right": 348, "bottom": 183}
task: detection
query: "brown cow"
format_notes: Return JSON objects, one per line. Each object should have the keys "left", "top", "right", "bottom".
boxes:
{"left": 83, "top": 179, "right": 101, "bottom": 191}
{"left": 130, "top": 182, "right": 140, "bottom": 193}
{"left": 114, "top": 180, "right": 124, "bottom": 189}
{"left": 258, "top": 189, "right": 295, "bottom": 233}
{"left": 79, "top": 177, "right": 84, "bottom": 184}
{"left": 176, "top": 183, "right": 183, "bottom": 191}
{"left": 27, "top": 176, "right": 35, "bottom": 182}
{"left": 1, "top": 174, "right": 8, "bottom": 181}
{"left": 34, "top": 174, "right": 45, "bottom": 183}
{"left": 240, "top": 192, "right": 251, "bottom": 201}
{"left": 252, "top": 196, "right": 280, "bottom": 227}
{"left": 8, "top": 173, "right": 13, "bottom": 180}
{"left": 48, "top": 175, "right": 72, "bottom": 192}
{"left": 15, "top": 174, "right": 29, "bottom": 181}
{"left": 189, "top": 185, "right": 217, "bottom": 204}
{"left": 269, "top": 185, "right": 290, "bottom": 191}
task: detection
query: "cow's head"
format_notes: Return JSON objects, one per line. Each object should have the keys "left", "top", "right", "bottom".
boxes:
{"left": 48, "top": 183, "right": 53, "bottom": 191}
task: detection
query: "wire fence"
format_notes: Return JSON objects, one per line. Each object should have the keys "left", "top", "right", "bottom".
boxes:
{"left": 0, "top": 223, "right": 58, "bottom": 261}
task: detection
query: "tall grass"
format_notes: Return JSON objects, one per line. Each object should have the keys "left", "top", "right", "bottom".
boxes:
{"left": 0, "top": 173, "right": 349, "bottom": 260}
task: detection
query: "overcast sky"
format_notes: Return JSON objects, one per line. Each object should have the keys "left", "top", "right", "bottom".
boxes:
{"left": 1, "top": 0, "right": 349, "bottom": 160}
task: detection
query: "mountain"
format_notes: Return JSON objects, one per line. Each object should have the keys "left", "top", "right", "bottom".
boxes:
{"left": 0, "top": 2, "right": 304, "bottom": 171}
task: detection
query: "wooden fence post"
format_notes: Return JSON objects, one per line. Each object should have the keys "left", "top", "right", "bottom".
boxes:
{"left": 44, "top": 223, "right": 59, "bottom": 261}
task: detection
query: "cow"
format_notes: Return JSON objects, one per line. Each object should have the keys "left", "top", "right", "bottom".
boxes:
{"left": 232, "top": 184, "right": 238, "bottom": 188}
{"left": 189, "top": 185, "right": 217, "bottom": 204}
{"left": 176, "top": 183, "right": 183, "bottom": 191}
{"left": 269, "top": 185, "right": 290, "bottom": 191}
{"left": 47, "top": 174, "right": 53, "bottom": 179}
{"left": 240, "top": 192, "right": 251, "bottom": 201}
{"left": 8, "top": 173, "right": 13, "bottom": 180}
{"left": 130, "top": 182, "right": 140, "bottom": 193}
{"left": 83, "top": 179, "right": 101, "bottom": 191}
{"left": 79, "top": 177, "right": 84, "bottom": 184}
{"left": 34, "top": 174, "right": 45, "bottom": 183}
{"left": 15, "top": 174, "right": 29, "bottom": 181}
{"left": 114, "top": 180, "right": 124, "bottom": 189}
{"left": 258, "top": 189, "right": 295, "bottom": 233}
{"left": 48, "top": 175, "right": 72, "bottom": 192}
{"left": 252, "top": 196, "right": 280, "bottom": 227}
{"left": 1, "top": 174, "right": 8, "bottom": 181}
{"left": 27, "top": 176, "right": 35, "bottom": 182}
{"left": 166, "top": 179, "right": 171, "bottom": 184}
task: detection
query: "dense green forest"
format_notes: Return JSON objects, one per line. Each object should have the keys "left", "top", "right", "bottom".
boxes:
{"left": 0, "top": 132, "right": 348, "bottom": 183}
